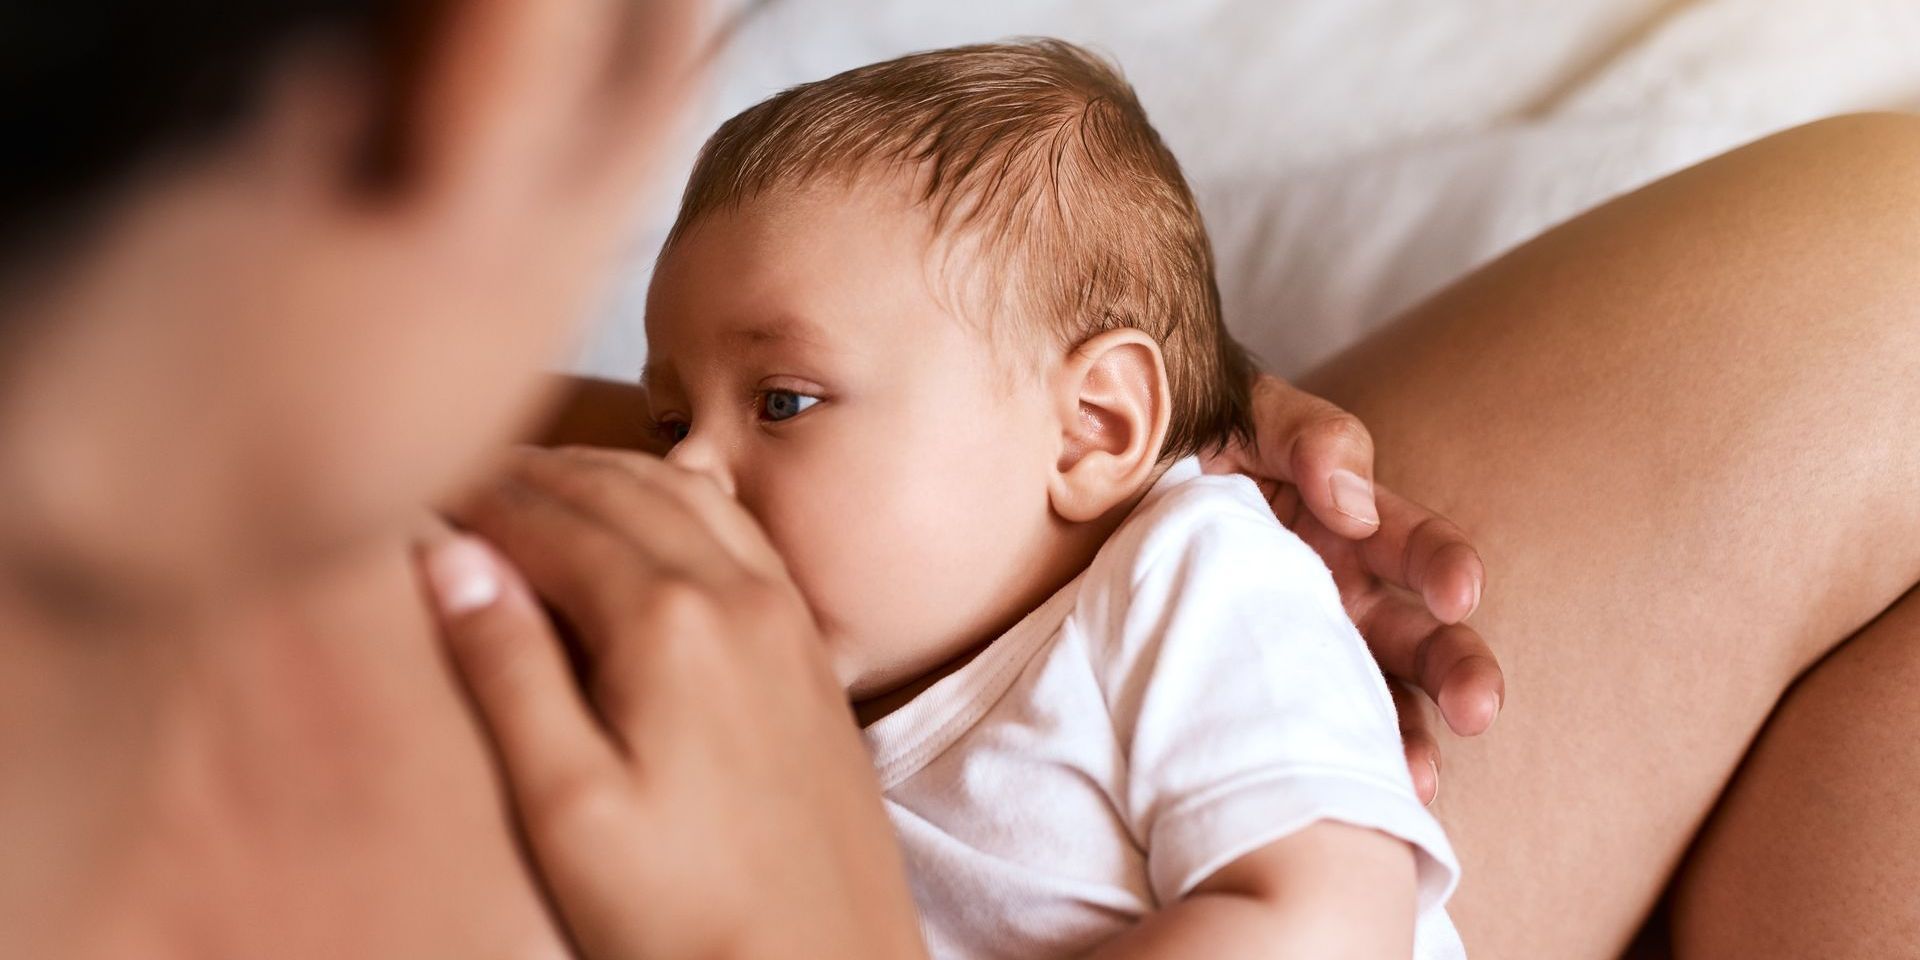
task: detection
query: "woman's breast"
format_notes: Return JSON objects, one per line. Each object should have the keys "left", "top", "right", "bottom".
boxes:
{"left": 0, "top": 541, "right": 568, "bottom": 959}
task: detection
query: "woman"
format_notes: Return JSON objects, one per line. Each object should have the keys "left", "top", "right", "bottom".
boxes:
{"left": 1, "top": 3, "right": 1914, "bottom": 959}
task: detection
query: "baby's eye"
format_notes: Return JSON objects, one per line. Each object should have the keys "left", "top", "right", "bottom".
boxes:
{"left": 651, "top": 417, "right": 691, "bottom": 446}
{"left": 758, "top": 389, "right": 821, "bottom": 423}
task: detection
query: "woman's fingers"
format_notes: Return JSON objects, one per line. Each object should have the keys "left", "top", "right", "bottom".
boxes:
{"left": 543, "top": 446, "right": 789, "bottom": 580}
{"left": 1391, "top": 680, "right": 1441, "bottom": 806}
{"left": 429, "top": 450, "right": 926, "bottom": 960}
{"left": 1429, "top": 629, "right": 1503, "bottom": 737}
{"left": 446, "top": 448, "right": 773, "bottom": 640}
{"left": 445, "top": 471, "right": 658, "bottom": 651}
{"left": 419, "top": 534, "right": 619, "bottom": 815}
{"left": 1235, "top": 374, "right": 1384, "bottom": 538}
{"left": 1288, "top": 410, "right": 1382, "bottom": 535}
{"left": 1230, "top": 374, "right": 1490, "bottom": 623}
{"left": 508, "top": 449, "right": 735, "bottom": 574}
{"left": 1357, "top": 485, "right": 1487, "bottom": 625}
{"left": 1356, "top": 591, "right": 1505, "bottom": 737}
{"left": 1225, "top": 372, "right": 1504, "bottom": 739}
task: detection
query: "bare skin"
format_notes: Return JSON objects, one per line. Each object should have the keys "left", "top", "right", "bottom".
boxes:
{"left": 0, "top": 3, "right": 1495, "bottom": 953}
{"left": 0, "top": 542, "right": 569, "bottom": 959}
{"left": 530, "top": 112, "right": 1920, "bottom": 959}
{"left": 7, "top": 111, "right": 1906, "bottom": 957}
{"left": 1297, "top": 112, "right": 1920, "bottom": 958}
{"left": 2, "top": 0, "right": 1910, "bottom": 951}
{"left": 1673, "top": 584, "right": 1920, "bottom": 957}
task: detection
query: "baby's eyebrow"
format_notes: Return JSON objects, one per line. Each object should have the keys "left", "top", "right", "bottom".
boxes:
{"left": 638, "top": 364, "right": 676, "bottom": 393}
{"left": 725, "top": 315, "right": 829, "bottom": 348}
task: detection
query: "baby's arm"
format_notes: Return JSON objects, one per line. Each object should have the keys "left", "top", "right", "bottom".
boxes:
{"left": 1089, "top": 477, "right": 1461, "bottom": 959}
{"left": 1088, "top": 822, "right": 1416, "bottom": 960}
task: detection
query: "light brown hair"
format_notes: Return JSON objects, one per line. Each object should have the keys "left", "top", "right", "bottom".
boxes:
{"left": 664, "top": 39, "right": 1254, "bottom": 459}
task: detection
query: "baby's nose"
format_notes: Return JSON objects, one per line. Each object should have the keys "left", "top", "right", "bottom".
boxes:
{"left": 662, "top": 435, "right": 737, "bottom": 499}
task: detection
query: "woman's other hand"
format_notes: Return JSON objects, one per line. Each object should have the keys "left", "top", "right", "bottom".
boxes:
{"left": 418, "top": 447, "right": 925, "bottom": 960}
{"left": 1205, "top": 374, "right": 1503, "bottom": 805}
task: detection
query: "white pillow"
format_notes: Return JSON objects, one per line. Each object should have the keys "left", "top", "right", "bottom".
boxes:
{"left": 573, "top": 0, "right": 1920, "bottom": 382}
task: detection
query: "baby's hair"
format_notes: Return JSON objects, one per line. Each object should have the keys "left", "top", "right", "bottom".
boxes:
{"left": 665, "top": 39, "right": 1255, "bottom": 459}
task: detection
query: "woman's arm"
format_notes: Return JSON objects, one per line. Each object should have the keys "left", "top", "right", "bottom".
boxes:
{"left": 534, "top": 375, "right": 666, "bottom": 453}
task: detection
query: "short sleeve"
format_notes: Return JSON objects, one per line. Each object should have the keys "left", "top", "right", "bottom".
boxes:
{"left": 1080, "top": 476, "right": 1460, "bottom": 913}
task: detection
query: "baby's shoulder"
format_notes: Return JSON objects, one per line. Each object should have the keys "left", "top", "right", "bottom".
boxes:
{"left": 1065, "top": 463, "right": 1348, "bottom": 667}
{"left": 1060, "top": 460, "right": 1382, "bottom": 717}
{"left": 1087, "top": 464, "right": 1329, "bottom": 594}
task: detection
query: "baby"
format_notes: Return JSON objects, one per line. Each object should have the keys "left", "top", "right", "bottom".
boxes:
{"left": 642, "top": 40, "right": 1462, "bottom": 959}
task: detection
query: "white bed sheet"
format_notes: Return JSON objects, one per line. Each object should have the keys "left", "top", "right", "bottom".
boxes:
{"left": 574, "top": 0, "right": 1920, "bottom": 381}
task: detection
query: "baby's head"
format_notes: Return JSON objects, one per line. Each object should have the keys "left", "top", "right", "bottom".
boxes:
{"left": 644, "top": 40, "right": 1253, "bottom": 699}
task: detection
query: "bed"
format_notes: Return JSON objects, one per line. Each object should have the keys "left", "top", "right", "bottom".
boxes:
{"left": 573, "top": 0, "right": 1920, "bottom": 383}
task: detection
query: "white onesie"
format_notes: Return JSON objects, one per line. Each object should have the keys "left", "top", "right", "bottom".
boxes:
{"left": 864, "top": 457, "right": 1464, "bottom": 959}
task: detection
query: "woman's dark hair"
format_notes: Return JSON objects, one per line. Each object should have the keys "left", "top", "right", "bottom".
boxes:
{"left": 1, "top": 1, "right": 432, "bottom": 271}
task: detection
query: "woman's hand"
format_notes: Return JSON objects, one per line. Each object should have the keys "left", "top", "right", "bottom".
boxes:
{"left": 417, "top": 447, "right": 926, "bottom": 960}
{"left": 1205, "top": 375, "right": 1503, "bottom": 804}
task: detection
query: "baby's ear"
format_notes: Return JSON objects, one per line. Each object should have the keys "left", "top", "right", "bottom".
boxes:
{"left": 1048, "top": 328, "right": 1171, "bottom": 523}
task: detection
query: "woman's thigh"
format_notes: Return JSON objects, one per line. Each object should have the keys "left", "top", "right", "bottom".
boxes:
{"left": 1672, "top": 584, "right": 1920, "bottom": 958}
{"left": 1294, "top": 113, "right": 1920, "bottom": 959}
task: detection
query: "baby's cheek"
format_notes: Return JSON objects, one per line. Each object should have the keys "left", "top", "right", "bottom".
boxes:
{"left": 769, "top": 510, "right": 897, "bottom": 692}
{"left": 755, "top": 463, "right": 953, "bottom": 681}
{"left": 750, "top": 478, "right": 881, "bottom": 624}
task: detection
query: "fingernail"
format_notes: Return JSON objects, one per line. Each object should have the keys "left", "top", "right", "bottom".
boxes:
{"left": 427, "top": 537, "right": 500, "bottom": 615}
{"left": 1330, "top": 470, "right": 1380, "bottom": 528}
{"left": 1426, "top": 758, "right": 1440, "bottom": 806}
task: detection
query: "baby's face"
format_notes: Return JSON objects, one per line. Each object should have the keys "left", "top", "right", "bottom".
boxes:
{"left": 644, "top": 182, "right": 1068, "bottom": 699}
